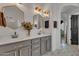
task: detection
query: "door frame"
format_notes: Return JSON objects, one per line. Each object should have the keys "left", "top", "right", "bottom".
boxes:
{"left": 65, "top": 15, "right": 71, "bottom": 45}
{"left": 69, "top": 15, "right": 79, "bottom": 45}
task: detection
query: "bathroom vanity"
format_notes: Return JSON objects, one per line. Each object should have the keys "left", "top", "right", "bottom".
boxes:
{"left": 0, "top": 34, "right": 51, "bottom": 56}
{"left": 0, "top": 4, "right": 52, "bottom": 56}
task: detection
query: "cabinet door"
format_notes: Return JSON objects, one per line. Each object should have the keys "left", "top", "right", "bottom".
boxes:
{"left": 32, "top": 47, "right": 40, "bottom": 56}
{"left": 32, "top": 38, "right": 40, "bottom": 56}
{"left": 0, "top": 50, "right": 16, "bottom": 56}
{"left": 46, "top": 36, "right": 51, "bottom": 51}
{"left": 19, "top": 46, "right": 31, "bottom": 56}
{"left": 40, "top": 37, "right": 47, "bottom": 55}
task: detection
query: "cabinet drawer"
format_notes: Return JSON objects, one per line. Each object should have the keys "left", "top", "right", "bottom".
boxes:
{"left": 32, "top": 38, "right": 40, "bottom": 44}
{"left": 15, "top": 40, "right": 31, "bottom": 48}
{"left": 32, "top": 47, "right": 40, "bottom": 56}
{"left": 32, "top": 42, "right": 40, "bottom": 49}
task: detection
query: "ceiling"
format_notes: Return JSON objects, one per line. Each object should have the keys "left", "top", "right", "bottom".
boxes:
{"left": 0, "top": 3, "right": 79, "bottom": 15}
{"left": 61, "top": 4, "right": 79, "bottom": 15}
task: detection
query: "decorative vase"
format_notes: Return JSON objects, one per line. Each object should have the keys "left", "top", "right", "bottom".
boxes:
{"left": 28, "top": 30, "right": 30, "bottom": 36}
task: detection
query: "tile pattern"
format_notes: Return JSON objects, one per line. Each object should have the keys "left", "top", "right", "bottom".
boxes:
{"left": 43, "top": 45, "right": 79, "bottom": 56}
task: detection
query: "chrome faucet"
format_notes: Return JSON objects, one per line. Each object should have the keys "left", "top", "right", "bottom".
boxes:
{"left": 11, "top": 32, "right": 18, "bottom": 38}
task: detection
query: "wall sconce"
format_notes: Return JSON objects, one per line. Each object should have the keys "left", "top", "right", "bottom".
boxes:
{"left": 34, "top": 5, "right": 42, "bottom": 14}
{"left": 43, "top": 9, "right": 49, "bottom": 17}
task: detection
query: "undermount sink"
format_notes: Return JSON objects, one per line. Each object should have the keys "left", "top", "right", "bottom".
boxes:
{"left": 11, "top": 35, "right": 18, "bottom": 38}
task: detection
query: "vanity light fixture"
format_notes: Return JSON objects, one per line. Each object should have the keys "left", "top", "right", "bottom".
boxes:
{"left": 34, "top": 5, "right": 42, "bottom": 14}
{"left": 34, "top": 5, "right": 50, "bottom": 18}
{"left": 43, "top": 9, "right": 49, "bottom": 17}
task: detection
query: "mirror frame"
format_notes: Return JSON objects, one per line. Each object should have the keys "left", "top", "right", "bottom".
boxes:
{"left": 3, "top": 5, "right": 25, "bottom": 29}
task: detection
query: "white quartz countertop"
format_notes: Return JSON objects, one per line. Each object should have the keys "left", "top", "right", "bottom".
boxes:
{"left": 0, "top": 34, "right": 51, "bottom": 46}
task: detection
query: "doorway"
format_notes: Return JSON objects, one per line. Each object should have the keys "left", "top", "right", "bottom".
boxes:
{"left": 61, "top": 20, "right": 67, "bottom": 47}
{"left": 71, "top": 15, "right": 78, "bottom": 45}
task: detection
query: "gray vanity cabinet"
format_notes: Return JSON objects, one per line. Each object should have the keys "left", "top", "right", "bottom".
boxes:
{"left": 0, "top": 50, "right": 17, "bottom": 56}
{"left": 31, "top": 38, "right": 40, "bottom": 56}
{"left": 19, "top": 46, "right": 31, "bottom": 56}
{"left": 32, "top": 47, "right": 40, "bottom": 56}
{"left": 5, "top": 51, "right": 16, "bottom": 56}
{"left": 0, "top": 35, "right": 51, "bottom": 56}
{"left": 40, "top": 36, "right": 51, "bottom": 55}
{"left": 0, "top": 43, "right": 18, "bottom": 56}
{"left": 17, "top": 40, "right": 31, "bottom": 56}
{"left": 46, "top": 36, "right": 51, "bottom": 51}
{"left": 40, "top": 37, "right": 47, "bottom": 55}
{"left": 0, "top": 40, "right": 32, "bottom": 56}
{"left": 19, "top": 38, "right": 41, "bottom": 56}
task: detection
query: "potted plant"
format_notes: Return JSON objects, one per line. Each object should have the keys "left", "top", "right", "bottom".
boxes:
{"left": 21, "top": 22, "right": 33, "bottom": 36}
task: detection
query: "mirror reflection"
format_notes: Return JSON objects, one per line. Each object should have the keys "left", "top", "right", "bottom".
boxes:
{"left": 0, "top": 4, "right": 50, "bottom": 37}
{"left": 33, "top": 14, "right": 44, "bottom": 29}
{"left": 3, "top": 6, "right": 24, "bottom": 29}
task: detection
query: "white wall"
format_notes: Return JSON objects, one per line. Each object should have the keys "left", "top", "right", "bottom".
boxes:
{"left": 67, "top": 15, "right": 71, "bottom": 44}
{"left": 16, "top": 4, "right": 34, "bottom": 23}
{"left": 60, "top": 4, "right": 79, "bottom": 45}
{"left": 50, "top": 4, "right": 63, "bottom": 51}
{"left": 51, "top": 3, "right": 78, "bottom": 51}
